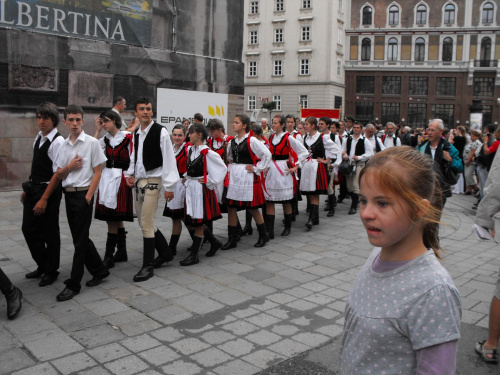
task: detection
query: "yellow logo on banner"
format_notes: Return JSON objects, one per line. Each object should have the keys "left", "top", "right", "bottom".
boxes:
{"left": 208, "top": 105, "right": 225, "bottom": 118}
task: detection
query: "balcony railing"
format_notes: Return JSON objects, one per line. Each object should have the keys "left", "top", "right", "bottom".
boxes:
{"left": 474, "top": 60, "right": 498, "bottom": 67}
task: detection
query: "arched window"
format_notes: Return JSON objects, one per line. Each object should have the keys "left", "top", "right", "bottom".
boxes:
{"left": 442, "top": 37, "right": 453, "bottom": 61}
{"left": 388, "top": 37, "right": 398, "bottom": 61}
{"left": 482, "top": 2, "right": 494, "bottom": 23}
{"left": 414, "top": 38, "right": 425, "bottom": 61}
{"left": 480, "top": 37, "right": 492, "bottom": 65}
{"left": 361, "top": 38, "right": 371, "bottom": 61}
{"left": 362, "top": 6, "right": 373, "bottom": 25}
{"left": 389, "top": 5, "right": 399, "bottom": 25}
{"left": 416, "top": 4, "right": 427, "bottom": 24}
{"left": 444, "top": 4, "right": 455, "bottom": 24}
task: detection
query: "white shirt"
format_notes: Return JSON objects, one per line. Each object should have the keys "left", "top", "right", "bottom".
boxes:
{"left": 32, "top": 128, "right": 65, "bottom": 178}
{"left": 54, "top": 130, "right": 107, "bottom": 188}
{"left": 342, "top": 135, "right": 374, "bottom": 162}
{"left": 226, "top": 133, "right": 272, "bottom": 173}
{"left": 383, "top": 134, "right": 401, "bottom": 148}
{"left": 365, "top": 135, "right": 385, "bottom": 153}
{"left": 304, "top": 132, "right": 342, "bottom": 166}
{"left": 124, "top": 121, "right": 180, "bottom": 192}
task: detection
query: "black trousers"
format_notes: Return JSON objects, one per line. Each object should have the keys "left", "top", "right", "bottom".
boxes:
{"left": 0, "top": 268, "right": 13, "bottom": 296}
{"left": 64, "top": 191, "right": 107, "bottom": 292}
{"left": 22, "top": 184, "right": 62, "bottom": 277}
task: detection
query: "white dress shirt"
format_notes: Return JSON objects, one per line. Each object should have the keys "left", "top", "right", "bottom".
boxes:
{"left": 342, "top": 135, "right": 374, "bottom": 162}
{"left": 32, "top": 127, "right": 65, "bottom": 179}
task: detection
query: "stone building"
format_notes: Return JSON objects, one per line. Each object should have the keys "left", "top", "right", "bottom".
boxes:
{"left": 243, "top": 0, "right": 346, "bottom": 120}
{"left": 345, "top": 0, "right": 500, "bottom": 128}
{"left": 0, "top": 0, "right": 244, "bottom": 190}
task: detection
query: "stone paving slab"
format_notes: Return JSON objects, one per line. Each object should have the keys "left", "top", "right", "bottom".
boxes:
{"left": 0, "top": 191, "right": 498, "bottom": 374}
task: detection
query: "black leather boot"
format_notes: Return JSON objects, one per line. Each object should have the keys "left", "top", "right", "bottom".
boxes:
{"left": 169, "top": 234, "right": 180, "bottom": 255}
{"left": 306, "top": 196, "right": 311, "bottom": 212}
{"left": 349, "top": 194, "right": 359, "bottom": 215}
{"left": 153, "top": 230, "right": 174, "bottom": 269}
{"left": 205, "top": 226, "right": 222, "bottom": 257}
{"left": 312, "top": 204, "right": 320, "bottom": 225}
{"left": 133, "top": 237, "right": 155, "bottom": 282}
{"left": 186, "top": 229, "right": 196, "bottom": 252}
{"left": 305, "top": 205, "right": 314, "bottom": 230}
{"left": 103, "top": 233, "right": 117, "bottom": 269}
{"left": 327, "top": 195, "right": 336, "bottom": 217}
{"left": 180, "top": 236, "right": 202, "bottom": 266}
{"left": 254, "top": 223, "right": 270, "bottom": 247}
{"left": 221, "top": 226, "right": 238, "bottom": 250}
{"left": 324, "top": 196, "right": 331, "bottom": 211}
{"left": 6, "top": 286, "right": 22, "bottom": 320}
{"left": 242, "top": 210, "right": 253, "bottom": 235}
{"left": 204, "top": 221, "right": 213, "bottom": 243}
{"left": 113, "top": 228, "right": 128, "bottom": 262}
{"left": 281, "top": 214, "right": 292, "bottom": 236}
{"left": 266, "top": 214, "right": 275, "bottom": 240}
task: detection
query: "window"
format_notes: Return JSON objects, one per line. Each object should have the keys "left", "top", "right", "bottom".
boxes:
{"left": 482, "top": 2, "right": 494, "bottom": 23}
{"left": 480, "top": 37, "right": 492, "bottom": 64}
{"left": 408, "top": 104, "right": 427, "bottom": 126}
{"left": 474, "top": 77, "right": 494, "bottom": 97}
{"left": 414, "top": 38, "right": 425, "bottom": 62}
{"left": 275, "top": 0, "right": 284, "bottom": 12}
{"left": 416, "top": 4, "right": 427, "bottom": 25}
{"left": 355, "top": 102, "right": 374, "bottom": 121}
{"left": 302, "top": 0, "right": 311, "bottom": 9}
{"left": 248, "top": 96, "right": 256, "bottom": 110}
{"left": 361, "top": 38, "right": 371, "bottom": 61}
{"left": 389, "top": 5, "right": 399, "bottom": 25}
{"left": 273, "top": 60, "right": 283, "bottom": 76}
{"left": 250, "top": 1, "right": 259, "bottom": 14}
{"left": 436, "top": 77, "right": 456, "bottom": 96}
{"left": 249, "top": 30, "right": 258, "bottom": 45}
{"left": 444, "top": 4, "right": 455, "bottom": 24}
{"left": 300, "top": 95, "right": 308, "bottom": 109}
{"left": 483, "top": 105, "right": 492, "bottom": 126}
{"left": 409, "top": 77, "right": 428, "bottom": 95}
{"left": 273, "top": 95, "right": 282, "bottom": 111}
{"left": 337, "top": 28, "right": 343, "bottom": 45}
{"left": 442, "top": 37, "right": 453, "bottom": 62}
{"left": 301, "top": 26, "right": 311, "bottom": 42}
{"left": 356, "top": 76, "right": 375, "bottom": 94}
{"left": 335, "top": 96, "right": 342, "bottom": 108}
{"left": 382, "top": 76, "right": 401, "bottom": 95}
{"left": 387, "top": 37, "right": 398, "bottom": 61}
{"left": 337, "top": 59, "right": 342, "bottom": 76}
{"left": 432, "top": 104, "right": 454, "bottom": 127}
{"left": 362, "top": 6, "right": 373, "bottom": 25}
{"left": 381, "top": 103, "right": 400, "bottom": 124}
{"left": 248, "top": 61, "right": 257, "bottom": 77}
{"left": 300, "top": 59, "right": 310, "bottom": 75}
{"left": 274, "top": 28, "right": 283, "bottom": 43}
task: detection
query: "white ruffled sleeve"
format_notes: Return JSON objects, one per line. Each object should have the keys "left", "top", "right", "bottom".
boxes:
{"left": 249, "top": 136, "right": 272, "bottom": 173}
{"left": 205, "top": 149, "right": 228, "bottom": 190}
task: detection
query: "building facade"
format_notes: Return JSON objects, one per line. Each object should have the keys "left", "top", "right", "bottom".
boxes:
{"left": 243, "top": 0, "right": 346, "bottom": 120}
{"left": 345, "top": 0, "right": 500, "bottom": 128}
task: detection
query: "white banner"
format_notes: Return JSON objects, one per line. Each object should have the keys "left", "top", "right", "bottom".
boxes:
{"left": 470, "top": 112, "right": 482, "bottom": 132}
{"left": 157, "top": 88, "right": 229, "bottom": 132}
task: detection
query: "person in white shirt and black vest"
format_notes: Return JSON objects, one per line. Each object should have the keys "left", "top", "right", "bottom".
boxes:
{"left": 22, "top": 102, "right": 65, "bottom": 287}
{"left": 124, "top": 98, "right": 180, "bottom": 282}
{"left": 341, "top": 122, "right": 374, "bottom": 215}
{"left": 382, "top": 122, "right": 401, "bottom": 148}
{"left": 364, "top": 123, "right": 385, "bottom": 154}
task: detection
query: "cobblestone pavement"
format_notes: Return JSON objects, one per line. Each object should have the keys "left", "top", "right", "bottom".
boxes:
{"left": 0, "top": 190, "right": 498, "bottom": 374}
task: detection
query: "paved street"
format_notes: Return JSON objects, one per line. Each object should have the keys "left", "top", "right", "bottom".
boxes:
{"left": 0, "top": 190, "right": 498, "bottom": 374}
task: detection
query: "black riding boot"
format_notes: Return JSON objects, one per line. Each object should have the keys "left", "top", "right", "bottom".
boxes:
{"left": 152, "top": 230, "right": 174, "bottom": 269}
{"left": 180, "top": 236, "right": 202, "bottom": 266}
{"left": 242, "top": 210, "right": 253, "bottom": 235}
{"left": 254, "top": 223, "right": 270, "bottom": 247}
{"left": 281, "top": 214, "right": 292, "bottom": 236}
{"left": 103, "top": 233, "right": 117, "bottom": 269}
{"left": 306, "top": 196, "right": 311, "bottom": 213}
{"left": 327, "top": 195, "right": 336, "bottom": 217}
{"left": 113, "top": 228, "right": 128, "bottom": 262}
{"left": 134, "top": 238, "right": 155, "bottom": 282}
{"left": 221, "top": 226, "right": 238, "bottom": 250}
{"left": 205, "top": 226, "right": 222, "bottom": 257}
{"left": 306, "top": 204, "right": 319, "bottom": 230}
{"left": 169, "top": 234, "right": 180, "bottom": 255}
{"left": 266, "top": 214, "right": 275, "bottom": 240}
{"left": 349, "top": 194, "right": 359, "bottom": 215}
{"left": 204, "top": 221, "right": 213, "bottom": 243}
{"left": 186, "top": 229, "right": 196, "bottom": 252}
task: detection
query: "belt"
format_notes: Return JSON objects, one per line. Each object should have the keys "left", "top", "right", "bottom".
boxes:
{"left": 63, "top": 186, "right": 90, "bottom": 192}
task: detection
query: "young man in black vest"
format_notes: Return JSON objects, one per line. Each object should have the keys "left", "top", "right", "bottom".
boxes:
{"left": 22, "top": 102, "right": 65, "bottom": 287}
{"left": 125, "top": 98, "right": 179, "bottom": 282}
{"left": 341, "top": 122, "right": 374, "bottom": 214}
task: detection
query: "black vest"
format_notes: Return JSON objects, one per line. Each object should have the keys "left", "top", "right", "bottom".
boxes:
{"left": 373, "top": 138, "right": 382, "bottom": 153}
{"left": 304, "top": 134, "right": 326, "bottom": 159}
{"left": 135, "top": 123, "right": 163, "bottom": 172}
{"left": 187, "top": 150, "right": 204, "bottom": 178}
{"left": 29, "top": 132, "right": 61, "bottom": 183}
{"left": 346, "top": 136, "right": 366, "bottom": 156}
{"left": 231, "top": 138, "right": 253, "bottom": 164}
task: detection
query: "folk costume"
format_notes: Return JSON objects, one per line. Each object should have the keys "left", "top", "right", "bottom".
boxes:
{"left": 382, "top": 133, "right": 401, "bottom": 148}
{"left": 287, "top": 130, "right": 304, "bottom": 216}
{"left": 124, "top": 121, "right": 180, "bottom": 281}
{"left": 325, "top": 132, "right": 344, "bottom": 217}
{"left": 95, "top": 131, "right": 134, "bottom": 268}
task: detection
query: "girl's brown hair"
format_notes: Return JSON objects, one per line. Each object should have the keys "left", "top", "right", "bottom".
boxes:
{"left": 305, "top": 116, "right": 318, "bottom": 129}
{"left": 359, "top": 146, "right": 444, "bottom": 258}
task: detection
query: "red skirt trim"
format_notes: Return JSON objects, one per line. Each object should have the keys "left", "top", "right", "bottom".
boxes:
{"left": 95, "top": 175, "right": 134, "bottom": 222}
{"left": 184, "top": 185, "right": 222, "bottom": 227}
{"left": 301, "top": 162, "right": 329, "bottom": 196}
{"left": 226, "top": 174, "right": 266, "bottom": 208}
